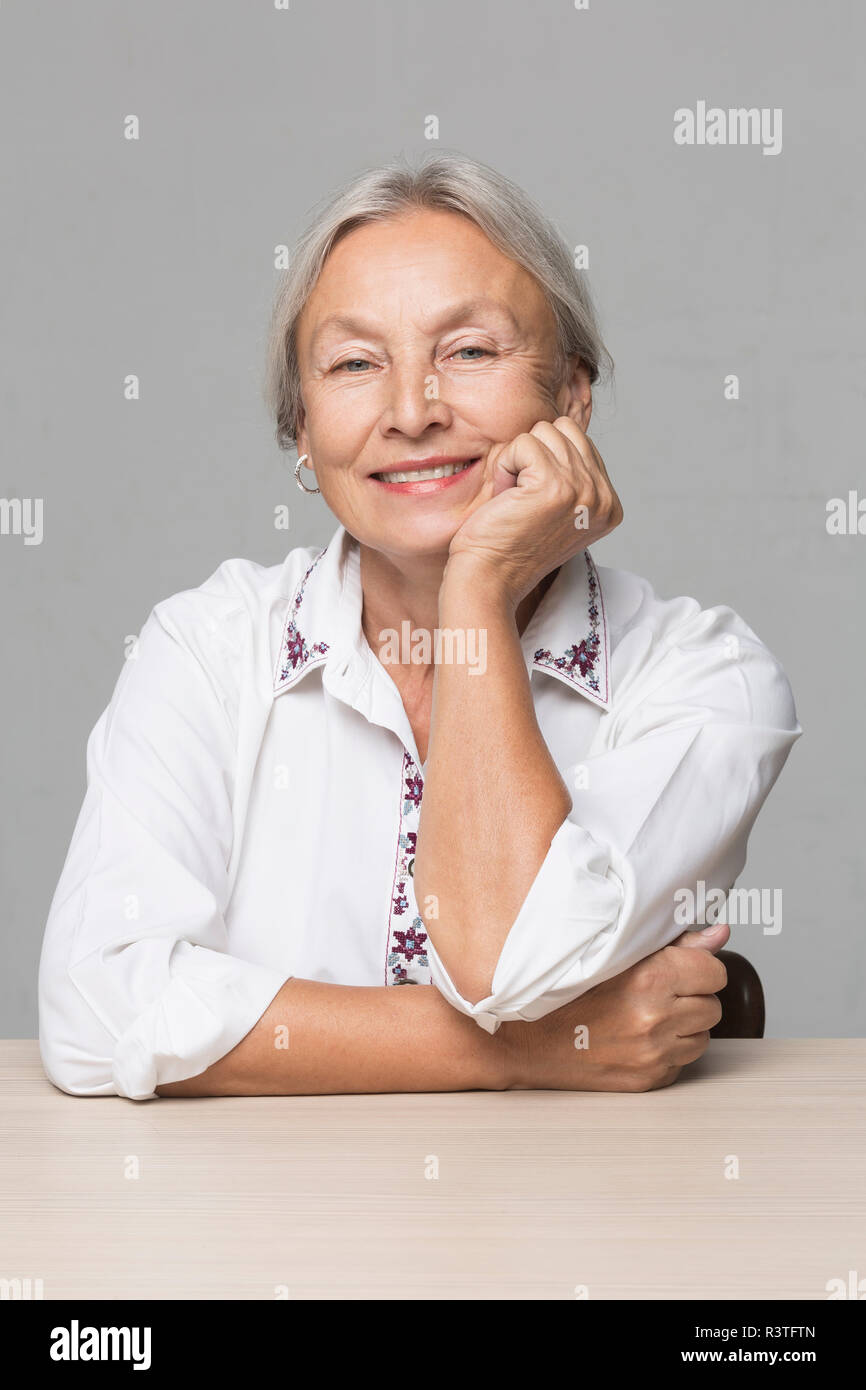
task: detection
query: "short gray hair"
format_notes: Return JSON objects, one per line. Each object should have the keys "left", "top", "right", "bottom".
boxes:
{"left": 264, "top": 152, "right": 614, "bottom": 451}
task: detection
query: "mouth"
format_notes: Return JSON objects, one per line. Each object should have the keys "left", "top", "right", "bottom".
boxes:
{"left": 370, "top": 457, "right": 481, "bottom": 491}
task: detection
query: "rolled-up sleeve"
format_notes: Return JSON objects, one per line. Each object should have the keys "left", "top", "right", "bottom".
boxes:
{"left": 426, "top": 602, "right": 802, "bottom": 1033}
{"left": 38, "top": 601, "right": 288, "bottom": 1100}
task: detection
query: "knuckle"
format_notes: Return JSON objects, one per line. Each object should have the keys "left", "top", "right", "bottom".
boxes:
{"left": 652, "top": 1065, "right": 682, "bottom": 1090}
{"left": 632, "top": 1064, "right": 679, "bottom": 1093}
{"left": 637, "top": 952, "right": 665, "bottom": 986}
{"left": 685, "top": 1030, "right": 711, "bottom": 1063}
{"left": 635, "top": 1006, "right": 660, "bottom": 1039}
{"left": 627, "top": 1074, "right": 654, "bottom": 1093}
{"left": 637, "top": 1034, "right": 665, "bottom": 1069}
{"left": 622, "top": 1070, "right": 654, "bottom": 1093}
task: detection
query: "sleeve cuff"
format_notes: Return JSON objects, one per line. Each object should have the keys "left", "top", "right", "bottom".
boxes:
{"left": 68, "top": 947, "right": 290, "bottom": 1100}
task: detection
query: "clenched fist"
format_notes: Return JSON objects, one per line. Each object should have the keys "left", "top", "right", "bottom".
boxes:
{"left": 446, "top": 415, "right": 623, "bottom": 608}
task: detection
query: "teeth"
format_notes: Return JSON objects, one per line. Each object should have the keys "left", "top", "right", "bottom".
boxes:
{"left": 377, "top": 460, "right": 474, "bottom": 483}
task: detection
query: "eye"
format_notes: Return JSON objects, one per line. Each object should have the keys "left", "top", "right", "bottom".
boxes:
{"left": 450, "top": 345, "right": 493, "bottom": 362}
{"left": 333, "top": 358, "right": 372, "bottom": 372}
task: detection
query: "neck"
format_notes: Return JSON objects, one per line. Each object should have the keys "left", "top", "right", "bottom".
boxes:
{"left": 359, "top": 542, "right": 559, "bottom": 658}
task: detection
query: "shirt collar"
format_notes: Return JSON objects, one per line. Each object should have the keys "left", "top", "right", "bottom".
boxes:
{"left": 272, "top": 522, "right": 610, "bottom": 710}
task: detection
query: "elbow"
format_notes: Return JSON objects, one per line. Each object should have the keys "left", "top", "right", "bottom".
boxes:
{"left": 38, "top": 1030, "right": 116, "bottom": 1098}
{"left": 448, "top": 962, "right": 497, "bottom": 1008}
{"left": 37, "top": 965, "right": 120, "bottom": 1098}
{"left": 427, "top": 923, "right": 500, "bottom": 1007}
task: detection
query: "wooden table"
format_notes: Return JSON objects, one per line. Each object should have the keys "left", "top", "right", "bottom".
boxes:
{"left": 1, "top": 1039, "right": 864, "bottom": 1301}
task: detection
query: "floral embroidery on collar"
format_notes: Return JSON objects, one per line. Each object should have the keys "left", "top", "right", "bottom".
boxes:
{"left": 386, "top": 751, "right": 431, "bottom": 986}
{"left": 532, "top": 551, "right": 608, "bottom": 702}
{"left": 275, "top": 549, "right": 330, "bottom": 687}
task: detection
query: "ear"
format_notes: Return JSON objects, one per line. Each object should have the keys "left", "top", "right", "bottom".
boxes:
{"left": 295, "top": 405, "right": 309, "bottom": 459}
{"left": 555, "top": 356, "right": 593, "bottom": 432}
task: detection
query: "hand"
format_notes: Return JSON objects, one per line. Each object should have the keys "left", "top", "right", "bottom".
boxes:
{"left": 499, "top": 922, "right": 730, "bottom": 1092}
{"left": 445, "top": 416, "right": 623, "bottom": 608}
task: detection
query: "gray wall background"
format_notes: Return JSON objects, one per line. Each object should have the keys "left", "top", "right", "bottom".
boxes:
{"left": 2, "top": 0, "right": 862, "bottom": 1037}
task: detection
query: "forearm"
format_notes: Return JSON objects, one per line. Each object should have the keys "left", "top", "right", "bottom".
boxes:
{"left": 414, "top": 554, "right": 573, "bottom": 1003}
{"left": 155, "top": 977, "right": 509, "bottom": 1097}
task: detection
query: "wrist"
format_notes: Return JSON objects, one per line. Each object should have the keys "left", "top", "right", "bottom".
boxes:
{"left": 496, "top": 1019, "right": 531, "bottom": 1091}
{"left": 439, "top": 550, "right": 520, "bottom": 618}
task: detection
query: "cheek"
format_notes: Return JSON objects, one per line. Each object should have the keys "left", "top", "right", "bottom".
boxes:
{"left": 303, "top": 383, "right": 375, "bottom": 459}
{"left": 445, "top": 361, "right": 557, "bottom": 430}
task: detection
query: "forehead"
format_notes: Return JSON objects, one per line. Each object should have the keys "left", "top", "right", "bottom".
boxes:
{"left": 297, "top": 208, "right": 553, "bottom": 339}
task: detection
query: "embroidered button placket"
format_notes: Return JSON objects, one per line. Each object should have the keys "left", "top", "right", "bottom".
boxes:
{"left": 386, "top": 752, "right": 429, "bottom": 986}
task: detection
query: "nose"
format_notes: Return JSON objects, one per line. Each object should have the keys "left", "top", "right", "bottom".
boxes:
{"left": 380, "top": 354, "right": 453, "bottom": 438}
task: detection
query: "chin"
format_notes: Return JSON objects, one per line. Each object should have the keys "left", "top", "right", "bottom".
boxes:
{"left": 365, "top": 513, "right": 461, "bottom": 561}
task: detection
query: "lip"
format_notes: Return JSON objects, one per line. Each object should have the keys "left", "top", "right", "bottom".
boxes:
{"left": 370, "top": 456, "right": 481, "bottom": 494}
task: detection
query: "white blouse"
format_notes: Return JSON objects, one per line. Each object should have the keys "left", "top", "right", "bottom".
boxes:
{"left": 38, "top": 522, "right": 801, "bottom": 1100}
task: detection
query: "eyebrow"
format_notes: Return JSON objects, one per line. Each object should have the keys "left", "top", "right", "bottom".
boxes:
{"left": 308, "top": 297, "right": 522, "bottom": 350}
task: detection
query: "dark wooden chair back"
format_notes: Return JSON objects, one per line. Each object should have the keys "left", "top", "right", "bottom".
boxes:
{"left": 710, "top": 949, "right": 765, "bottom": 1038}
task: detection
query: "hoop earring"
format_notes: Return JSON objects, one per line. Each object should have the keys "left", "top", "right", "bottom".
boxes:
{"left": 294, "top": 454, "right": 320, "bottom": 495}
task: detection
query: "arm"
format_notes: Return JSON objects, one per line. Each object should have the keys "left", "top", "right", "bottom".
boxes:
{"left": 158, "top": 921, "right": 732, "bottom": 1098}
{"left": 38, "top": 593, "right": 289, "bottom": 1101}
{"left": 421, "top": 601, "right": 799, "bottom": 1035}
{"left": 414, "top": 417, "right": 800, "bottom": 1031}
{"left": 413, "top": 560, "right": 571, "bottom": 1003}
{"left": 414, "top": 414, "right": 622, "bottom": 1005}
{"left": 37, "top": 586, "right": 510, "bottom": 1100}
{"left": 156, "top": 977, "right": 507, "bottom": 1096}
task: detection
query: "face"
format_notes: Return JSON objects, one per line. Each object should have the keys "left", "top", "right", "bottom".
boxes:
{"left": 294, "top": 208, "right": 592, "bottom": 560}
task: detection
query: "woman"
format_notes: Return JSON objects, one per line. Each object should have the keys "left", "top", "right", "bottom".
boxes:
{"left": 38, "top": 153, "right": 800, "bottom": 1101}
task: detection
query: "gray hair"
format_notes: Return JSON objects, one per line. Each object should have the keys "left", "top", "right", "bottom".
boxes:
{"left": 263, "top": 152, "right": 614, "bottom": 450}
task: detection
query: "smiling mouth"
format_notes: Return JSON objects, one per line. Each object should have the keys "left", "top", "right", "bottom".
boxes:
{"left": 372, "top": 458, "right": 479, "bottom": 483}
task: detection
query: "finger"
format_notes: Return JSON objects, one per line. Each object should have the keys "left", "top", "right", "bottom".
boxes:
{"left": 673, "top": 992, "right": 724, "bottom": 1036}
{"left": 530, "top": 418, "right": 594, "bottom": 483}
{"left": 545, "top": 417, "right": 620, "bottom": 522}
{"left": 671, "top": 1031, "right": 712, "bottom": 1066}
{"left": 528, "top": 420, "right": 598, "bottom": 522}
{"left": 488, "top": 432, "right": 559, "bottom": 486}
{"left": 649, "top": 1064, "right": 683, "bottom": 1089}
{"left": 545, "top": 417, "right": 615, "bottom": 496}
{"left": 553, "top": 416, "right": 609, "bottom": 481}
{"left": 541, "top": 415, "right": 596, "bottom": 471}
{"left": 671, "top": 921, "right": 731, "bottom": 955}
{"left": 667, "top": 947, "right": 728, "bottom": 996}
{"left": 579, "top": 429, "right": 616, "bottom": 491}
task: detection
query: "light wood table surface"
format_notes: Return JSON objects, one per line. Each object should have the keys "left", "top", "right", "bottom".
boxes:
{"left": 1, "top": 1039, "right": 864, "bottom": 1301}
